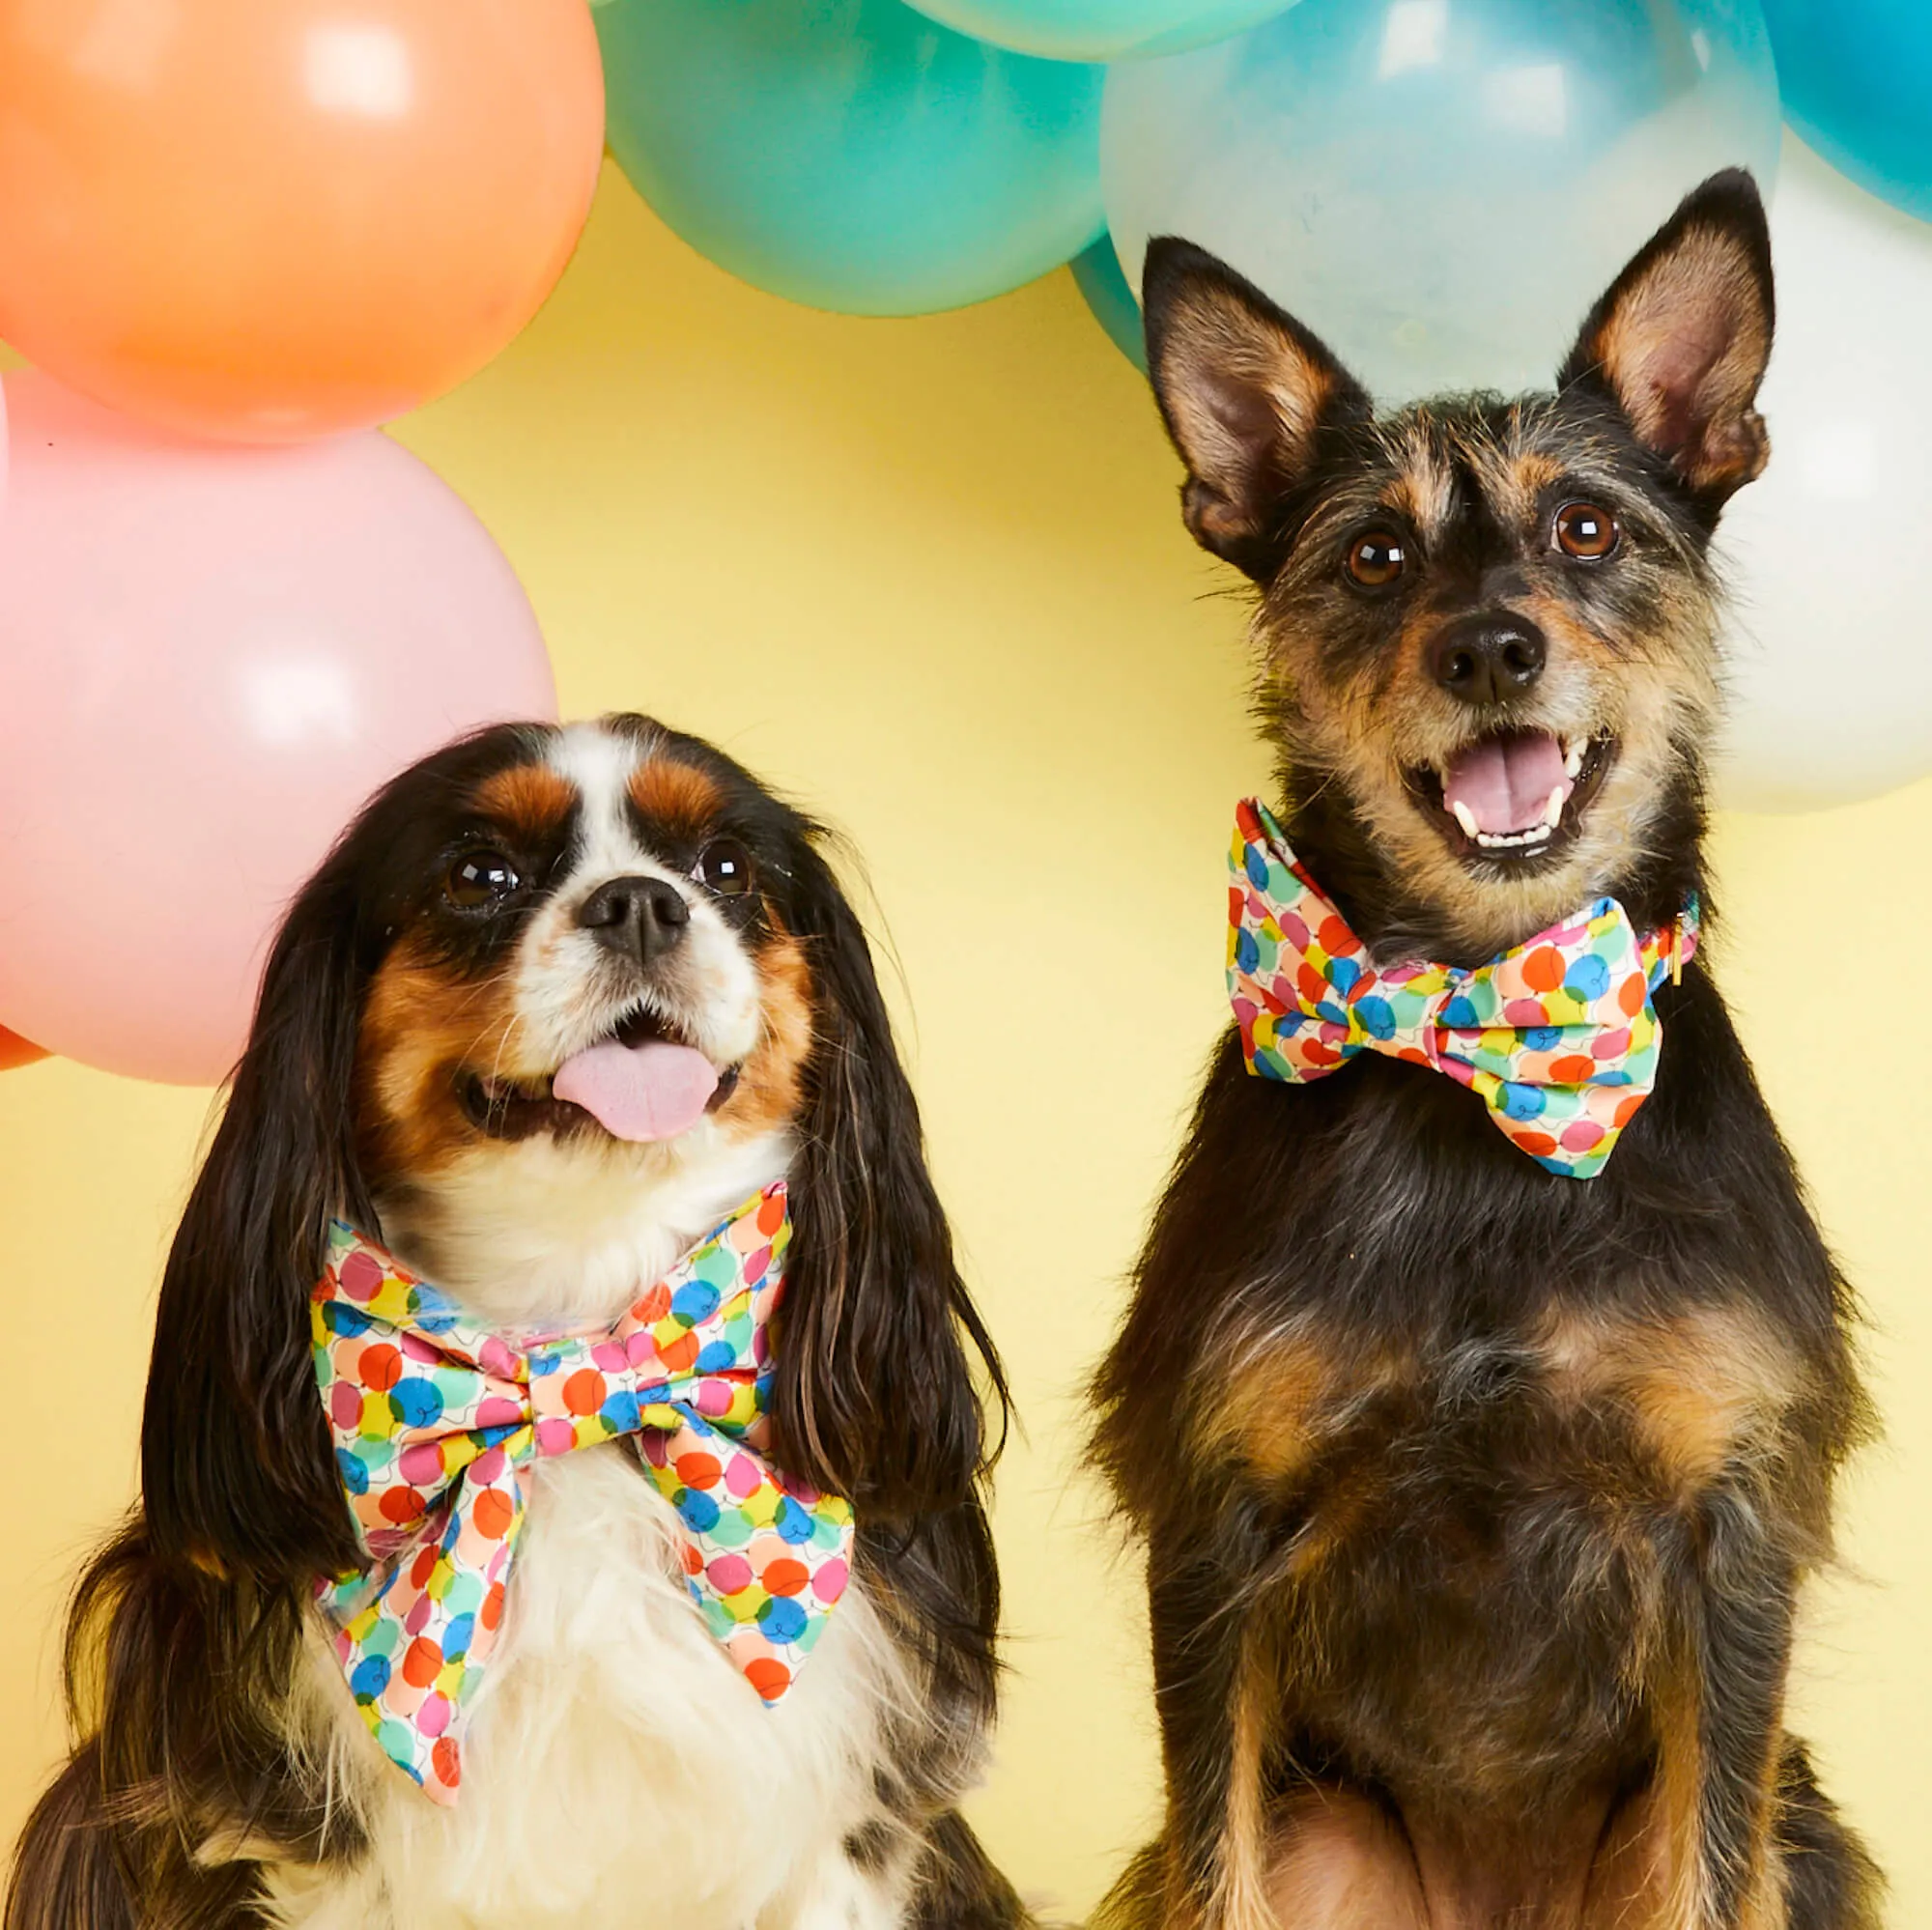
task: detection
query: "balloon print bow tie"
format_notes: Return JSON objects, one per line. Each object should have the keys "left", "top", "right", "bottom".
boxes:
{"left": 1227, "top": 800, "right": 1697, "bottom": 1178}
{"left": 311, "top": 1181, "right": 854, "bottom": 1805}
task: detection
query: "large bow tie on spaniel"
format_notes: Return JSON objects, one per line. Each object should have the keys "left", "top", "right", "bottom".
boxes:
{"left": 314, "top": 1182, "right": 854, "bottom": 1803}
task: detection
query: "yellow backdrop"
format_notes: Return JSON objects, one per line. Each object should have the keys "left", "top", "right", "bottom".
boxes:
{"left": 3, "top": 165, "right": 1927, "bottom": 1916}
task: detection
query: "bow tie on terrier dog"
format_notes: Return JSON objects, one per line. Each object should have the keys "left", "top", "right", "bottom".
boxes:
{"left": 1228, "top": 799, "right": 1698, "bottom": 1177}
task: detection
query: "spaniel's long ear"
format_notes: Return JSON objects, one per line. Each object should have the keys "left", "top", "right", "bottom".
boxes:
{"left": 140, "top": 850, "right": 376, "bottom": 1582}
{"left": 1558, "top": 168, "right": 1775, "bottom": 512}
{"left": 1142, "top": 235, "right": 1373, "bottom": 582}
{"left": 768, "top": 835, "right": 1009, "bottom": 1524}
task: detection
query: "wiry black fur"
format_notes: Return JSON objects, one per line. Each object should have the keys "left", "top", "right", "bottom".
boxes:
{"left": 1096, "top": 176, "right": 1881, "bottom": 1927}
{"left": 9, "top": 716, "right": 1017, "bottom": 1930}
{"left": 1097, "top": 983, "right": 1873, "bottom": 1918}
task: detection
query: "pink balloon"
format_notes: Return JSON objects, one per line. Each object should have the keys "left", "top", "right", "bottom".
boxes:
{"left": 0, "top": 372, "right": 556, "bottom": 1084}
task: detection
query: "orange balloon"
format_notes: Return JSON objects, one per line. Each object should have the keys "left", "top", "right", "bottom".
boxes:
{"left": 0, "top": 1025, "right": 49, "bottom": 1072}
{"left": 0, "top": 0, "right": 604, "bottom": 441}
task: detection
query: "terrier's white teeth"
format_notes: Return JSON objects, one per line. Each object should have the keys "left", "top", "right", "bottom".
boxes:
{"left": 1563, "top": 742, "right": 1584, "bottom": 781}
{"left": 1473, "top": 826, "right": 1555, "bottom": 850}
{"left": 1543, "top": 786, "right": 1567, "bottom": 830}
{"left": 1450, "top": 799, "right": 1480, "bottom": 837}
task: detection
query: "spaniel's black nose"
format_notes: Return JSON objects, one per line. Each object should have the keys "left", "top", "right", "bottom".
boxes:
{"left": 576, "top": 874, "right": 690, "bottom": 965}
{"left": 1428, "top": 613, "right": 1548, "bottom": 707}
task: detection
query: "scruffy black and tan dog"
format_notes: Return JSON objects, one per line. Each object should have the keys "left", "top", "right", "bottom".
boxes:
{"left": 1092, "top": 174, "right": 1880, "bottom": 1928}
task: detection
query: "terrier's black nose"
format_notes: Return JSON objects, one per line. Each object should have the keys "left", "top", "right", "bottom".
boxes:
{"left": 576, "top": 874, "right": 690, "bottom": 965}
{"left": 1428, "top": 613, "right": 1548, "bottom": 706}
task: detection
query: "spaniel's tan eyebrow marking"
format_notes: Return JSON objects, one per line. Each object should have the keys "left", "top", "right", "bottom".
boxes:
{"left": 471, "top": 763, "right": 577, "bottom": 843}
{"left": 629, "top": 756, "right": 725, "bottom": 840}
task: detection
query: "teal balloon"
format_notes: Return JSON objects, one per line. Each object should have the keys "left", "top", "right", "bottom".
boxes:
{"left": 597, "top": 0, "right": 1105, "bottom": 317}
{"left": 1104, "top": 0, "right": 1782, "bottom": 399}
{"left": 897, "top": 0, "right": 1294, "bottom": 63}
{"left": 1762, "top": 0, "right": 1932, "bottom": 222}
{"left": 1071, "top": 236, "right": 1147, "bottom": 371}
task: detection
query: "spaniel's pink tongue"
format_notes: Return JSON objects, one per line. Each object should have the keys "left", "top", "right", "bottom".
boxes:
{"left": 552, "top": 1041, "right": 718, "bottom": 1142}
{"left": 1442, "top": 730, "right": 1569, "bottom": 835}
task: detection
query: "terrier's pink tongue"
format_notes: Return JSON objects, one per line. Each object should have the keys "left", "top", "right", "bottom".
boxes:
{"left": 552, "top": 1041, "right": 719, "bottom": 1143}
{"left": 1442, "top": 730, "right": 1568, "bottom": 835}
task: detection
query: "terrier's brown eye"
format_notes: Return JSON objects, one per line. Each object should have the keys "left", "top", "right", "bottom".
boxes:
{"left": 1554, "top": 501, "right": 1619, "bottom": 560}
{"left": 446, "top": 848, "right": 522, "bottom": 909}
{"left": 695, "top": 837, "right": 754, "bottom": 897}
{"left": 1345, "top": 529, "right": 1407, "bottom": 588}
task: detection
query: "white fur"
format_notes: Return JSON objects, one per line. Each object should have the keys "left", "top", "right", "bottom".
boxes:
{"left": 497, "top": 722, "right": 767, "bottom": 1102}
{"left": 252, "top": 723, "right": 948, "bottom": 1929}
{"left": 382, "top": 1121, "right": 796, "bottom": 1334}
{"left": 267, "top": 1444, "right": 917, "bottom": 1930}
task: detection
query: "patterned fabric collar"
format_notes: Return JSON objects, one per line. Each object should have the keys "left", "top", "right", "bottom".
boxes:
{"left": 310, "top": 1181, "right": 854, "bottom": 1804}
{"left": 1228, "top": 799, "right": 1697, "bottom": 1178}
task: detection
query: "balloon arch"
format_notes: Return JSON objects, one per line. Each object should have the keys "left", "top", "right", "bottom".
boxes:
{"left": 0, "top": 0, "right": 1927, "bottom": 1082}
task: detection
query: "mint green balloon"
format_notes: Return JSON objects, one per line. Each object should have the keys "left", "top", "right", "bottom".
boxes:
{"left": 597, "top": 0, "right": 1105, "bottom": 317}
{"left": 1071, "top": 235, "right": 1146, "bottom": 371}
{"left": 899, "top": 0, "right": 1294, "bottom": 63}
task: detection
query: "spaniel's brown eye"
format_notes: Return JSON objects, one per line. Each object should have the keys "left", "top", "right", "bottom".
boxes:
{"left": 446, "top": 848, "right": 522, "bottom": 909}
{"left": 695, "top": 837, "right": 754, "bottom": 897}
{"left": 1554, "top": 501, "right": 1619, "bottom": 560}
{"left": 1345, "top": 529, "right": 1407, "bottom": 588}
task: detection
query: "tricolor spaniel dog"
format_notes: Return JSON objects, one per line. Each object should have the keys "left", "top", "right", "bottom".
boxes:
{"left": 9, "top": 716, "right": 1022, "bottom": 1930}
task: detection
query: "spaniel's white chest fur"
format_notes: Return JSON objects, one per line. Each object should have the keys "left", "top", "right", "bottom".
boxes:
{"left": 266, "top": 1446, "right": 911, "bottom": 1930}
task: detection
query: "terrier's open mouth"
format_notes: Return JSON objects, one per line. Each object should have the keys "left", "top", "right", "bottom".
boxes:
{"left": 1406, "top": 730, "right": 1616, "bottom": 866}
{"left": 457, "top": 1005, "right": 740, "bottom": 1144}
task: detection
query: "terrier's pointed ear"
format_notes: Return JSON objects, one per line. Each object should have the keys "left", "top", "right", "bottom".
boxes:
{"left": 1559, "top": 169, "right": 1775, "bottom": 505}
{"left": 1143, "top": 237, "right": 1372, "bottom": 582}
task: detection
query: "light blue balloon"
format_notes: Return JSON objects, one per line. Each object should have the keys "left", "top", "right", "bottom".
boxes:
{"left": 1103, "top": 0, "right": 1782, "bottom": 400}
{"left": 597, "top": 0, "right": 1105, "bottom": 317}
{"left": 897, "top": 0, "right": 1295, "bottom": 64}
{"left": 1762, "top": 0, "right": 1932, "bottom": 223}
{"left": 1071, "top": 235, "right": 1148, "bottom": 370}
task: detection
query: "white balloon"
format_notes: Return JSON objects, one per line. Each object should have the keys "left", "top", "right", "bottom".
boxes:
{"left": 1713, "top": 135, "right": 1932, "bottom": 809}
{"left": 1102, "top": 0, "right": 1781, "bottom": 400}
